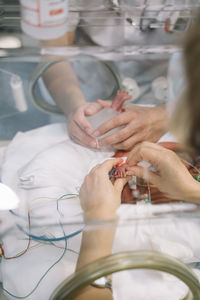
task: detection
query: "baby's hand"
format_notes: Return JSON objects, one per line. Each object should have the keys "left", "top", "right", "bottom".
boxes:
{"left": 114, "top": 163, "right": 130, "bottom": 178}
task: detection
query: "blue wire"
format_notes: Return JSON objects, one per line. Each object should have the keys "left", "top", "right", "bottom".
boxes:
{"left": 109, "top": 167, "right": 116, "bottom": 179}
{"left": 9, "top": 209, "right": 22, "bottom": 217}
{"left": 0, "top": 233, "right": 68, "bottom": 299}
{"left": 0, "top": 192, "right": 82, "bottom": 298}
{"left": 16, "top": 192, "right": 82, "bottom": 242}
{"left": 17, "top": 224, "right": 82, "bottom": 242}
{"left": 9, "top": 210, "right": 40, "bottom": 220}
{"left": 56, "top": 193, "right": 78, "bottom": 216}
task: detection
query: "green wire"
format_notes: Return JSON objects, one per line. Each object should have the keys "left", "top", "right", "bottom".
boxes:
{"left": 0, "top": 193, "right": 79, "bottom": 299}
{"left": 56, "top": 193, "right": 78, "bottom": 216}
{"left": 0, "top": 239, "right": 67, "bottom": 299}
{"left": 193, "top": 174, "right": 200, "bottom": 182}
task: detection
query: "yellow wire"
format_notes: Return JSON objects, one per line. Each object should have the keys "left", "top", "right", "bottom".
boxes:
{"left": 28, "top": 195, "right": 78, "bottom": 212}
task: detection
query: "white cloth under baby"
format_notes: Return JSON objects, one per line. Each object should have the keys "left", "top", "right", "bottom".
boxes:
{"left": 18, "top": 140, "right": 108, "bottom": 191}
{"left": 1, "top": 123, "right": 114, "bottom": 300}
{"left": 1, "top": 123, "right": 200, "bottom": 300}
{"left": 113, "top": 204, "right": 200, "bottom": 300}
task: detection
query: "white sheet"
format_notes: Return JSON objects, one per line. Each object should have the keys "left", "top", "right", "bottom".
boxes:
{"left": 1, "top": 123, "right": 114, "bottom": 299}
{"left": 1, "top": 123, "right": 200, "bottom": 300}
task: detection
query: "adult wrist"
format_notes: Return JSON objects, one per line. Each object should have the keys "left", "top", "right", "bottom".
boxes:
{"left": 152, "top": 103, "right": 169, "bottom": 134}
{"left": 65, "top": 99, "right": 86, "bottom": 118}
{"left": 84, "top": 210, "right": 118, "bottom": 221}
{"left": 155, "top": 103, "right": 168, "bottom": 121}
{"left": 182, "top": 179, "right": 200, "bottom": 204}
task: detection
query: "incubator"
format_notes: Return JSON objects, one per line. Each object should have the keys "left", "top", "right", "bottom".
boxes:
{"left": 0, "top": 1, "right": 200, "bottom": 299}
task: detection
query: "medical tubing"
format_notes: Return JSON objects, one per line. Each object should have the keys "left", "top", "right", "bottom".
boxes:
{"left": 0, "top": 67, "right": 18, "bottom": 77}
{"left": 1, "top": 193, "right": 81, "bottom": 298}
{"left": 56, "top": 193, "right": 78, "bottom": 216}
{"left": 50, "top": 251, "right": 200, "bottom": 300}
{"left": 29, "top": 59, "right": 122, "bottom": 114}
{"left": 0, "top": 232, "right": 68, "bottom": 299}
{"left": 16, "top": 224, "right": 82, "bottom": 242}
{"left": 9, "top": 209, "right": 39, "bottom": 220}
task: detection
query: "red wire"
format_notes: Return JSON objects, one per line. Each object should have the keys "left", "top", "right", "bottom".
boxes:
{"left": 0, "top": 195, "right": 78, "bottom": 259}
{"left": 0, "top": 212, "right": 31, "bottom": 260}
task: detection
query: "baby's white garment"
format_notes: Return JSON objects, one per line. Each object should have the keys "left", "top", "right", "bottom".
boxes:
{"left": 17, "top": 140, "right": 108, "bottom": 191}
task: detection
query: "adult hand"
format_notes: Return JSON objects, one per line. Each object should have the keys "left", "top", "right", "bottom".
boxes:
{"left": 93, "top": 102, "right": 168, "bottom": 151}
{"left": 79, "top": 158, "right": 128, "bottom": 220}
{"left": 67, "top": 102, "right": 103, "bottom": 148}
{"left": 126, "top": 142, "right": 200, "bottom": 202}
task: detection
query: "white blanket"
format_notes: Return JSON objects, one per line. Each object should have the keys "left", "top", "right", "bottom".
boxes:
{"left": 1, "top": 123, "right": 200, "bottom": 300}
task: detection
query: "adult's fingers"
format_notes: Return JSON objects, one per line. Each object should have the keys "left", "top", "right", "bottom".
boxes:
{"left": 126, "top": 142, "right": 165, "bottom": 166}
{"left": 69, "top": 121, "right": 98, "bottom": 148}
{"left": 74, "top": 108, "right": 94, "bottom": 133}
{"left": 127, "top": 165, "right": 159, "bottom": 184}
{"left": 114, "top": 177, "right": 129, "bottom": 193}
{"left": 84, "top": 102, "right": 103, "bottom": 116}
{"left": 75, "top": 103, "right": 104, "bottom": 135}
{"left": 112, "top": 133, "right": 144, "bottom": 151}
{"left": 71, "top": 132, "right": 97, "bottom": 148}
{"left": 89, "top": 158, "right": 123, "bottom": 176}
{"left": 98, "top": 158, "right": 123, "bottom": 173}
{"left": 94, "top": 112, "right": 130, "bottom": 138}
{"left": 98, "top": 123, "right": 138, "bottom": 148}
{"left": 97, "top": 99, "right": 112, "bottom": 108}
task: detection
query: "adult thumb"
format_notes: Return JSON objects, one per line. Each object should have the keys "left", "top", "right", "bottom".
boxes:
{"left": 114, "top": 177, "right": 129, "bottom": 193}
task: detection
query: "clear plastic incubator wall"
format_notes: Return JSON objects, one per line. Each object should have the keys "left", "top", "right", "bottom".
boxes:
{"left": 0, "top": 1, "right": 200, "bottom": 300}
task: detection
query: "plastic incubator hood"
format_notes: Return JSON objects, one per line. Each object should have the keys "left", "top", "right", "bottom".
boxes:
{"left": 0, "top": 183, "right": 19, "bottom": 210}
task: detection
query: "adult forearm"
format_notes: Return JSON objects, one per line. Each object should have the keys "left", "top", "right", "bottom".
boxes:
{"left": 76, "top": 227, "right": 116, "bottom": 270}
{"left": 72, "top": 227, "right": 115, "bottom": 300}
{"left": 40, "top": 32, "right": 86, "bottom": 117}
{"left": 42, "top": 60, "right": 86, "bottom": 117}
{"left": 74, "top": 216, "right": 117, "bottom": 300}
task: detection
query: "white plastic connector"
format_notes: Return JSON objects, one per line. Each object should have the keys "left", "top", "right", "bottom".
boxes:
{"left": 10, "top": 75, "right": 28, "bottom": 112}
{"left": 122, "top": 77, "right": 140, "bottom": 101}
{"left": 152, "top": 76, "right": 168, "bottom": 101}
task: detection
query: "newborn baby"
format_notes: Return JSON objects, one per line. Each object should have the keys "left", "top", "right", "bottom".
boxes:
{"left": 113, "top": 142, "right": 199, "bottom": 204}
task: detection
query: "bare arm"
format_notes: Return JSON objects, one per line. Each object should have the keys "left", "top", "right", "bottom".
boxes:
{"left": 73, "top": 228, "right": 115, "bottom": 300}
{"left": 71, "top": 159, "right": 128, "bottom": 300}
{"left": 41, "top": 33, "right": 104, "bottom": 147}
{"left": 41, "top": 32, "right": 86, "bottom": 117}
